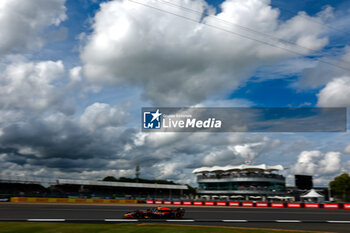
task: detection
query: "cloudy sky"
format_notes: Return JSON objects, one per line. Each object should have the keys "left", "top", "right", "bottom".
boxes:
{"left": 0, "top": 0, "right": 350, "bottom": 187}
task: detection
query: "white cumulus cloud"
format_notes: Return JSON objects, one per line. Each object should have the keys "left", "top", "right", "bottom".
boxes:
{"left": 317, "top": 76, "right": 350, "bottom": 107}
{"left": 344, "top": 144, "right": 350, "bottom": 154}
{"left": 0, "top": 0, "right": 67, "bottom": 55}
{"left": 80, "top": 102, "right": 129, "bottom": 132}
{"left": 291, "top": 151, "right": 342, "bottom": 183}
{"left": 81, "top": 0, "right": 328, "bottom": 105}
{"left": 0, "top": 60, "right": 68, "bottom": 112}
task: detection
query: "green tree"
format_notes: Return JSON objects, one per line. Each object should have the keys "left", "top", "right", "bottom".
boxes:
{"left": 329, "top": 173, "right": 350, "bottom": 202}
{"left": 102, "top": 176, "right": 118, "bottom": 182}
{"left": 186, "top": 184, "right": 197, "bottom": 195}
{"left": 102, "top": 176, "right": 177, "bottom": 185}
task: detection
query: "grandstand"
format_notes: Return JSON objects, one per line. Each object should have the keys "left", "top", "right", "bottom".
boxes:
{"left": 193, "top": 164, "right": 286, "bottom": 200}
{"left": 0, "top": 183, "right": 47, "bottom": 198}
{"left": 0, "top": 175, "right": 188, "bottom": 200}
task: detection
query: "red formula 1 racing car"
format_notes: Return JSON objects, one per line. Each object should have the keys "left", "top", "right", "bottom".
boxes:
{"left": 124, "top": 206, "right": 185, "bottom": 219}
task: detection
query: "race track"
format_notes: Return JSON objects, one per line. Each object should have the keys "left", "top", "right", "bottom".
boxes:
{"left": 0, "top": 203, "right": 349, "bottom": 233}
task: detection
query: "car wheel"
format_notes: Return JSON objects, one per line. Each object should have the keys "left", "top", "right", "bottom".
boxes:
{"left": 134, "top": 212, "right": 142, "bottom": 219}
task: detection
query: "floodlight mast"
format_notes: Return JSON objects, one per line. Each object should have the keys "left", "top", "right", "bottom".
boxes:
{"left": 136, "top": 165, "right": 140, "bottom": 183}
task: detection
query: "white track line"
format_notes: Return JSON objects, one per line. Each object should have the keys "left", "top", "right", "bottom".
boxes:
{"left": 276, "top": 220, "right": 301, "bottom": 223}
{"left": 327, "top": 221, "right": 350, "bottom": 224}
{"left": 105, "top": 219, "right": 138, "bottom": 222}
{"left": 222, "top": 220, "right": 248, "bottom": 222}
{"left": 20, "top": 219, "right": 350, "bottom": 224}
{"left": 27, "top": 219, "right": 65, "bottom": 222}
{"left": 166, "top": 219, "right": 195, "bottom": 222}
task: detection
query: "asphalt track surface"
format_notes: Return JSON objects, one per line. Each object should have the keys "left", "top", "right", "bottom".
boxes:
{"left": 1, "top": 203, "right": 350, "bottom": 233}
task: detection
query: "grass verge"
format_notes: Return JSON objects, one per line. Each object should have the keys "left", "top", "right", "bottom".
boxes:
{"left": 0, "top": 222, "right": 322, "bottom": 233}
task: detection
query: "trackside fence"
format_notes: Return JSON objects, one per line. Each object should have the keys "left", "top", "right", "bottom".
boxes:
{"left": 10, "top": 197, "right": 137, "bottom": 204}
{"left": 146, "top": 200, "right": 350, "bottom": 209}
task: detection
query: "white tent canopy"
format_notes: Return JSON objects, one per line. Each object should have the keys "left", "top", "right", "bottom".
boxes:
{"left": 300, "top": 189, "right": 324, "bottom": 203}
{"left": 267, "top": 196, "right": 294, "bottom": 201}
{"left": 192, "top": 164, "right": 284, "bottom": 174}
{"left": 249, "top": 196, "right": 262, "bottom": 199}
{"left": 300, "top": 189, "right": 324, "bottom": 198}
{"left": 267, "top": 196, "right": 284, "bottom": 199}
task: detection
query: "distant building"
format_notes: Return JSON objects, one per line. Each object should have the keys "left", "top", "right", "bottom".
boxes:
{"left": 295, "top": 175, "right": 313, "bottom": 190}
{"left": 193, "top": 164, "right": 286, "bottom": 200}
{"left": 0, "top": 175, "right": 188, "bottom": 200}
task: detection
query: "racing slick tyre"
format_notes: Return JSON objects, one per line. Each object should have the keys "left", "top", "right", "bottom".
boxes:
{"left": 134, "top": 212, "right": 142, "bottom": 219}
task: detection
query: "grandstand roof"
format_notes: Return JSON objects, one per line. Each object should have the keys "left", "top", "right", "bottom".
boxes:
{"left": 192, "top": 164, "right": 284, "bottom": 174}
{"left": 0, "top": 176, "right": 188, "bottom": 190}
{"left": 58, "top": 179, "right": 188, "bottom": 190}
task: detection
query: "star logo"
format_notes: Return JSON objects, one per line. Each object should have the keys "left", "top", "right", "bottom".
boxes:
{"left": 151, "top": 109, "right": 162, "bottom": 122}
{"left": 143, "top": 109, "right": 162, "bottom": 129}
